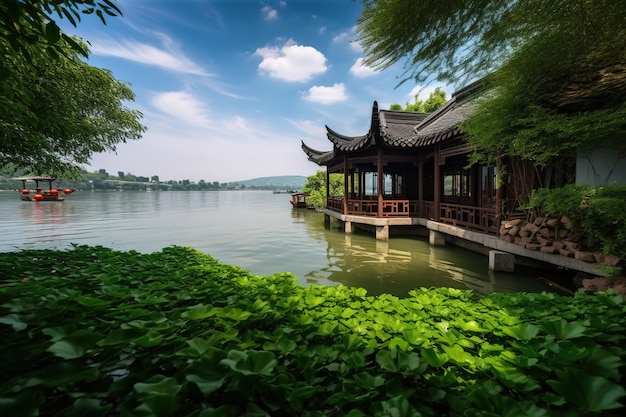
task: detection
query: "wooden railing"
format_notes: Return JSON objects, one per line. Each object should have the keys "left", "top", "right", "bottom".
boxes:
{"left": 439, "top": 203, "right": 498, "bottom": 234}
{"left": 325, "top": 197, "right": 497, "bottom": 235}
{"left": 327, "top": 196, "right": 343, "bottom": 212}
{"left": 327, "top": 197, "right": 413, "bottom": 217}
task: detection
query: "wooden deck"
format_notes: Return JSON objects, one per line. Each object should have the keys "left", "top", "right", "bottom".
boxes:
{"left": 326, "top": 197, "right": 498, "bottom": 235}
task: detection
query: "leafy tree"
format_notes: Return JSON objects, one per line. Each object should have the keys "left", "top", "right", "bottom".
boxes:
{"left": 356, "top": 0, "right": 626, "bottom": 164}
{"left": 0, "top": 0, "right": 121, "bottom": 67}
{"left": 391, "top": 86, "right": 447, "bottom": 113}
{"left": 1, "top": 0, "right": 143, "bottom": 177}
{"left": 303, "top": 170, "right": 344, "bottom": 208}
{"left": 0, "top": 41, "right": 145, "bottom": 176}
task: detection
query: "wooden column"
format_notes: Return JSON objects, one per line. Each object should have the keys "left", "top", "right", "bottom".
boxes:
{"left": 418, "top": 155, "right": 424, "bottom": 217}
{"left": 434, "top": 145, "right": 441, "bottom": 222}
{"left": 343, "top": 155, "right": 349, "bottom": 215}
{"left": 495, "top": 153, "right": 505, "bottom": 225}
{"left": 326, "top": 169, "right": 330, "bottom": 208}
{"left": 377, "top": 148, "right": 383, "bottom": 218}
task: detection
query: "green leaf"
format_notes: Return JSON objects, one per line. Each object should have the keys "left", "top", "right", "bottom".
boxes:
{"left": 540, "top": 319, "right": 588, "bottom": 339}
{"left": 550, "top": 340, "right": 588, "bottom": 361}
{"left": 46, "top": 330, "right": 102, "bottom": 359}
{"left": 457, "top": 319, "right": 487, "bottom": 332}
{"left": 133, "top": 331, "right": 163, "bottom": 347}
{"left": 186, "top": 373, "right": 225, "bottom": 396}
{"left": 98, "top": 328, "right": 144, "bottom": 346}
{"left": 186, "top": 303, "right": 218, "bottom": 320}
{"left": 421, "top": 347, "right": 448, "bottom": 367}
{"left": 45, "top": 21, "right": 61, "bottom": 44}
{"left": 134, "top": 374, "right": 182, "bottom": 395}
{"left": 353, "top": 371, "right": 385, "bottom": 390}
{"left": 76, "top": 295, "right": 109, "bottom": 307}
{"left": 221, "top": 307, "right": 252, "bottom": 321}
{"left": 501, "top": 323, "right": 540, "bottom": 340}
{"left": 584, "top": 348, "right": 622, "bottom": 380}
{"left": 548, "top": 368, "right": 626, "bottom": 412}
{"left": 219, "top": 350, "right": 277, "bottom": 376}
{"left": 0, "top": 314, "right": 28, "bottom": 331}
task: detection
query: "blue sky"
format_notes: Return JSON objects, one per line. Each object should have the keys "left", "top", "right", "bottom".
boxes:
{"left": 61, "top": 0, "right": 453, "bottom": 182}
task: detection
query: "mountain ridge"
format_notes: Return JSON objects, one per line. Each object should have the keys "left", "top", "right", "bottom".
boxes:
{"left": 230, "top": 175, "right": 307, "bottom": 190}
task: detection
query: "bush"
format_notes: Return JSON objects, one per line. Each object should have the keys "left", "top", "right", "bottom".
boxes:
{"left": 525, "top": 185, "right": 626, "bottom": 256}
{"left": 1, "top": 246, "right": 625, "bottom": 416}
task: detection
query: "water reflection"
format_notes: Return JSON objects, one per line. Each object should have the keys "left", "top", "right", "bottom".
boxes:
{"left": 294, "top": 210, "right": 556, "bottom": 297}
{"left": 0, "top": 191, "right": 566, "bottom": 297}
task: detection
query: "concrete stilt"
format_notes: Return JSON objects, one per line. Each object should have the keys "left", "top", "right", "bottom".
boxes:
{"left": 345, "top": 221, "right": 353, "bottom": 234}
{"left": 375, "top": 225, "right": 389, "bottom": 240}
{"left": 429, "top": 230, "right": 445, "bottom": 246}
{"left": 489, "top": 250, "right": 515, "bottom": 272}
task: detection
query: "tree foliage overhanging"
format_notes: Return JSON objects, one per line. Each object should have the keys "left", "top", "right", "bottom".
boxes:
{"left": 0, "top": 0, "right": 145, "bottom": 177}
{"left": 356, "top": 0, "right": 626, "bottom": 164}
{"left": 0, "top": 0, "right": 121, "bottom": 63}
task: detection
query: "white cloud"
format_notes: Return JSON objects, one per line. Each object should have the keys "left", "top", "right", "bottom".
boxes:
{"left": 332, "top": 31, "right": 349, "bottom": 44}
{"left": 151, "top": 91, "right": 211, "bottom": 127}
{"left": 261, "top": 6, "right": 278, "bottom": 20}
{"left": 255, "top": 41, "right": 327, "bottom": 82}
{"left": 350, "top": 58, "right": 377, "bottom": 78}
{"left": 303, "top": 83, "right": 348, "bottom": 104}
{"left": 89, "top": 37, "right": 210, "bottom": 76}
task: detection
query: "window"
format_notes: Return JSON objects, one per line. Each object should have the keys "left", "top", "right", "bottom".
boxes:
{"left": 364, "top": 172, "right": 377, "bottom": 196}
{"left": 443, "top": 168, "right": 472, "bottom": 199}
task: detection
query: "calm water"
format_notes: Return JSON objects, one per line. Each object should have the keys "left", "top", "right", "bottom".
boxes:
{"left": 0, "top": 190, "right": 559, "bottom": 296}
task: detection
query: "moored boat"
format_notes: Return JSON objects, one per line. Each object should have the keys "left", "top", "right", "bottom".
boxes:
{"left": 290, "top": 192, "right": 308, "bottom": 208}
{"left": 13, "top": 177, "right": 73, "bottom": 201}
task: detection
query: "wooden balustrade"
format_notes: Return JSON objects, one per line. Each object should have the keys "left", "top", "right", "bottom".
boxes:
{"left": 439, "top": 203, "right": 497, "bottom": 234}
{"left": 325, "top": 197, "right": 497, "bottom": 234}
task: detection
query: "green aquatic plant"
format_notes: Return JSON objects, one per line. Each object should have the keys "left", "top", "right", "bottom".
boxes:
{"left": 0, "top": 245, "right": 625, "bottom": 416}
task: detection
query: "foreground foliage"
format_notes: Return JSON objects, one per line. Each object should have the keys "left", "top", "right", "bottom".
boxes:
{"left": 1, "top": 246, "right": 625, "bottom": 416}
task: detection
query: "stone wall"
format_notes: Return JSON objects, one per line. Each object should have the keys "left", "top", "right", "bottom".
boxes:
{"left": 499, "top": 216, "right": 622, "bottom": 267}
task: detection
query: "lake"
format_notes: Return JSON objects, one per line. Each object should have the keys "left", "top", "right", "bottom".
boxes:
{"left": 0, "top": 190, "right": 562, "bottom": 296}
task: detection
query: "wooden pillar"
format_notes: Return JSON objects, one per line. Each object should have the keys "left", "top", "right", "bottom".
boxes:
{"left": 434, "top": 145, "right": 441, "bottom": 222}
{"left": 495, "top": 152, "right": 505, "bottom": 225}
{"left": 343, "top": 155, "right": 349, "bottom": 215}
{"left": 418, "top": 155, "right": 424, "bottom": 216}
{"left": 326, "top": 169, "right": 330, "bottom": 208}
{"left": 377, "top": 148, "right": 383, "bottom": 218}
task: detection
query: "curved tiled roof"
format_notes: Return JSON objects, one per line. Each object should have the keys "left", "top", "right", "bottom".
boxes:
{"left": 301, "top": 80, "right": 484, "bottom": 166}
{"left": 378, "top": 110, "right": 429, "bottom": 147}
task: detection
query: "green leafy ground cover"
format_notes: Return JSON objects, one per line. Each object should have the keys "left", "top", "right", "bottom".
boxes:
{"left": 0, "top": 245, "right": 625, "bottom": 417}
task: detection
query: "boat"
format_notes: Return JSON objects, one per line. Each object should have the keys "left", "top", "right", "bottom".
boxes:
{"left": 290, "top": 192, "right": 308, "bottom": 208}
{"left": 13, "top": 177, "right": 73, "bottom": 201}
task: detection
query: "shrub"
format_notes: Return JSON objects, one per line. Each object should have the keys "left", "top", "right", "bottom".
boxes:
{"left": 1, "top": 246, "right": 625, "bottom": 416}
{"left": 525, "top": 185, "right": 626, "bottom": 256}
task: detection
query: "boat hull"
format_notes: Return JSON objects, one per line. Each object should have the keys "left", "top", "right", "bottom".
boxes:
{"left": 21, "top": 195, "right": 65, "bottom": 202}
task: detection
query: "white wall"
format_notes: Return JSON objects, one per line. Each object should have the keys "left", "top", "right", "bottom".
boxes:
{"left": 576, "top": 148, "right": 626, "bottom": 186}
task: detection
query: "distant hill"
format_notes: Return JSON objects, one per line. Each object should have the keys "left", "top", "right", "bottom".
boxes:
{"left": 230, "top": 175, "right": 306, "bottom": 190}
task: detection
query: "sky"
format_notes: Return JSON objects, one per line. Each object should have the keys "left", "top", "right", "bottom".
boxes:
{"left": 60, "top": 0, "right": 454, "bottom": 183}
